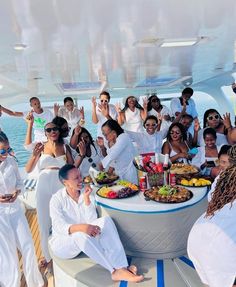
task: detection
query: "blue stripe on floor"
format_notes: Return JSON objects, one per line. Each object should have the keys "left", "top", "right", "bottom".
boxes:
{"left": 179, "top": 256, "right": 195, "bottom": 269}
{"left": 119, "top": 256, "right": 132, "bottom": 287}
{"left": 157, "top": 260, "right": 165, "bottom": 287}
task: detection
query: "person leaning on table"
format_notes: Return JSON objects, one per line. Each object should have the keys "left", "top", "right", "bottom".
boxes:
{"left": 49, "top": 164, "right": 144, "bottom": 283}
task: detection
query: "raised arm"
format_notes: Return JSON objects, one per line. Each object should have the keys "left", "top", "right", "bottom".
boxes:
{"left": 91, "top": 97, "right": 99, "bottom": 124}
{"left": 140, "top": 98, "right": 148, "bottom": 120}
{"left": 223, "top": 112, "right": 236, "bottom": 144}
{"left": 1, "top": 105, "right": 23, "bottom": 117}
{"left": 70, "top": 124, "right": 82, "bottom": 149}
{"left": 115, "top": 103, "right": 125, "bottom": 126}
{"left": 25, "top": 142, "right": 44, "bottom": 173}
{"left": 24, "top": 112, "right": 34, "bottom": 146}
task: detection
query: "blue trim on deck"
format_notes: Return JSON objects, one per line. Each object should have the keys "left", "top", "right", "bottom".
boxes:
{"left": 179, "top": 256, "right": 195, "bottom": 269}
{"left": 157, "top": 260, "right": 165, "bottom": 287}
{"left": 119, "top": 256, "right": 132, "bottom": 287}
{"left": 96, "top": 191, "right": 208, "bottom": 214}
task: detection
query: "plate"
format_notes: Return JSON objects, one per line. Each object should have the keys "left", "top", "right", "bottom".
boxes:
{"left": 170, "top": 164, "right": 199, "bottom": 175}
{"left": 143, "top": 186, "right": 193, "bottom": 204}
{"left": 96, "top": 174, "right": 119, "bottom": 184}
{"left": 96, "top": 184, "right": 139, "bottom": 199}
{"left": 178, "top": 177, "right": 212, "bottom": 188}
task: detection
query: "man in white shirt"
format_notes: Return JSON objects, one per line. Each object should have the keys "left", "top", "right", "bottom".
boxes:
{"left": 49, "top": 164, "right": 143, "bottom": 283}
{"left": 170, "top": 87, "right": 198, "bottom": 120}
{"left": 1, "top": 97, "right": 54, "bottom": 142}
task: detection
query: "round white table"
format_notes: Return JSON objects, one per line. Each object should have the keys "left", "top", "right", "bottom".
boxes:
{"left": 95, "top": 186, "right": 208, "bottom": 259}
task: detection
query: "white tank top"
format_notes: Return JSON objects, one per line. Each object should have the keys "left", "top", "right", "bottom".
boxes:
{"left": 123, "top": 108, "right": 144, "bottom": 132}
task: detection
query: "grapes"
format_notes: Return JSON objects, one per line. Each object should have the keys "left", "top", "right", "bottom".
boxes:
{"left": 117, "top": 187, "right": 134, "bottom": 198}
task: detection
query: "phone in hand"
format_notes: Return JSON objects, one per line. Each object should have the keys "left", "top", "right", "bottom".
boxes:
{"left": 206, "top": 161, "right": 216, "bottom": 167}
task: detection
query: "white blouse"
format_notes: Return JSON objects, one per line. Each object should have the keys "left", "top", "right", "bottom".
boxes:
{"left": 101, "top": 133, "right": 138, "bottom": 184}
{"left": 123, "top": 108, "right": 144, "bottom": 133}
{"left": 58, "top": 107, "right": 83, "bottom": 130}
{"left": 126, "top": 130, "right": 167, "bottom": 154}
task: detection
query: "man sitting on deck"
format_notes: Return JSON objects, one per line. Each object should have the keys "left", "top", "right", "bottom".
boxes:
{"left": 49, "top": 164, "right": 144, "bottom": 283}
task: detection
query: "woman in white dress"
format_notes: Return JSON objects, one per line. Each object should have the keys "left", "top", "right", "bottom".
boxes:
{"left": 198, "top": 109, "right": 229, "bottom": 146}
{"left": 70, "top": 125, "right": 103, "bottom": 178}
{"left": 147, "top": 93, "right": 172, "bottom": 131}
{"left": 25, "top": 122, "right": 74, "bottom": 270}
{"left": 100, "top": 119, "right": 138, "bottom": 184}
{"left": 0, "top": 131, "right": 44, "bottom": 287}
{"left": 49, "top": 164, "right": 143, "bottom": 283}
{"left": 116, "top": 96, "right": 147, "bottom": 133}
{"left": 188, "top": 145, "right": 236, "bottom": 287}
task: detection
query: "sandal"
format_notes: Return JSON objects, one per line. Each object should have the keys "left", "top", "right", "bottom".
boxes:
{"left": 128, "top": 265, "right": 138, "bottom": 275}
{"left": 39, "top": 258, "right": 48, "bottom": 269}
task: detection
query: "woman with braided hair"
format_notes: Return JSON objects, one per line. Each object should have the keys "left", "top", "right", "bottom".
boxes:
{"left": 187, "top": 144, "right": 236, "bottom": 287}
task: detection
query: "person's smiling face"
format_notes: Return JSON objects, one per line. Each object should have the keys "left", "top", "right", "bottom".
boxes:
{"left": 144, "top": 119, "right": 157, "bottom": 135}
{"left": 170, "top": 126, "right": 182, "bottom": 141}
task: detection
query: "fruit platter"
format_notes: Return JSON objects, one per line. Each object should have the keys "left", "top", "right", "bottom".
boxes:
{"left": 96, "top": 180, "right": 139, "bottom": 199}
{"left": 179, "top": 177, "right": 212, "bottom": 187}
{"left": 95, "top": 172, "right": 119, "bottom": 184}
{"left": 144, "top": 185, "right": 193, "bottom": 203}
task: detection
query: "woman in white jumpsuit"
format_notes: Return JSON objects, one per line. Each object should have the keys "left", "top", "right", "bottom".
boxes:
{"left": 188, "top": 146, "right": 236, "bottom": 287}
{"left": 100, "top": 119, "right": 138, "bottom": 184}
{"left": 25, "top": 122, "right": 74, "bottom": 268}
{"left": 0, "top": 131, "right": 43, "bottom": 287}
{"left": 49, "top": 164, "right": 143, "bottom": 283}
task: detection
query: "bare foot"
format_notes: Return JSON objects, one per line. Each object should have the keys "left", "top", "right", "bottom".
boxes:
{"left": 112, "top": 268, "right": 144, "bottom": 282}
{"left": 128, "top": 265, "right": 138, "bottom": 275}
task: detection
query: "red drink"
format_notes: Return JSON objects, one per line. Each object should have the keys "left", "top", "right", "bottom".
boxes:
{"left": 139, "top": 176, "right": 147, "bottom": 191}
{"left": 169, "top": 172, "right": 176, "bottom": 186}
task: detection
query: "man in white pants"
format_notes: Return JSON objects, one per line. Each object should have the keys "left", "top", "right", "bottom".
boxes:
{"left": 49, "top": 164, "right": 144, "bottom": 283}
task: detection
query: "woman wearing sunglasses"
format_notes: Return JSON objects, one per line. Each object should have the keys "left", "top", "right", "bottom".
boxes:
{"left": 162, "top": 123, "right": 192, "bottom": 163}
{"left": 92, "top": 91, "right": 117, "bottom": 138}
{"left": 0, "top": 131, "right": 44, "bottom": 287}
{"left": 70, "top": 125, "right": 103, "bottom": 178}
{"left": 147, "top": 93, "right": 173, "bottom": 131}
{"left": 125, "top": 115, "right": 167, "bottom": 154}
{"left": 116, "top": 95, "right": 147, "bottom": 133}
{"left": 25, "top": 122, "right": 74, "bottom": 272}
{"left": 197, "top": 109, "right": 229, "bottom": 146}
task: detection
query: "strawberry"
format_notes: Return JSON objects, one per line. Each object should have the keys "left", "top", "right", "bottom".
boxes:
{"left": 107, "top": 191, "right": 117, "bottom": 199}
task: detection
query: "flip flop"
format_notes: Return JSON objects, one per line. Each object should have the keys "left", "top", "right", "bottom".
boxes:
{"left": 128, "top": 265, "right": 138, "bottom": 275}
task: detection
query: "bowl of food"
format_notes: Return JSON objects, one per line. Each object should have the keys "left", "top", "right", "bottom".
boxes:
{"left": 144, "top": 185, "right": 193, "bottom": 203}
{"left": 170, "top": 163, "right": 199, "bottom": 175}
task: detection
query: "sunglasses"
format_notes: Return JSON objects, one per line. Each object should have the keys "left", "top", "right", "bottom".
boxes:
{"left": 151, "top": 98, "right": 159, "bottom": 103}
{"left": 145, "top": 123, "right": 157, "bottom": 127}
{"left": 0, "top": 147, "right": 13, "bottom": 155}
{"left": 207, "top": 114, "right": 220, "bottom": 121}
{"left": 170, "top": 131, "right": 181, "bottom": 135}
{"left": 100, "top": 99, "right": 108, "bottom": 103}
{"left": 88, "top": 158, "right": 97, "bottom": 168}
{"left": 45, "top": 127, "right": 60, "bottom": 133}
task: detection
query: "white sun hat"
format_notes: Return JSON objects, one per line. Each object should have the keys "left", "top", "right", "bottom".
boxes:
{"left": 122, "top": 95, "right": 140, "bottom": 105}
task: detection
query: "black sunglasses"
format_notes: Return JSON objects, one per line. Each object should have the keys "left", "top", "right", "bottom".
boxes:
{"left": 45, "top": 127, "right": 60, "bottom": 133}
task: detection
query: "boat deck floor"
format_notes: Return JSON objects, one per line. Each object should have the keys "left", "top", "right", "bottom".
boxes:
{"left": 19, "top": 209, "right": 54, "bottom": 287}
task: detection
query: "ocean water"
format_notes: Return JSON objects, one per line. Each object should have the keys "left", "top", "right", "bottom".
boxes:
{"left": 1, "top": 97, "right": 220, "bottom": 167}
